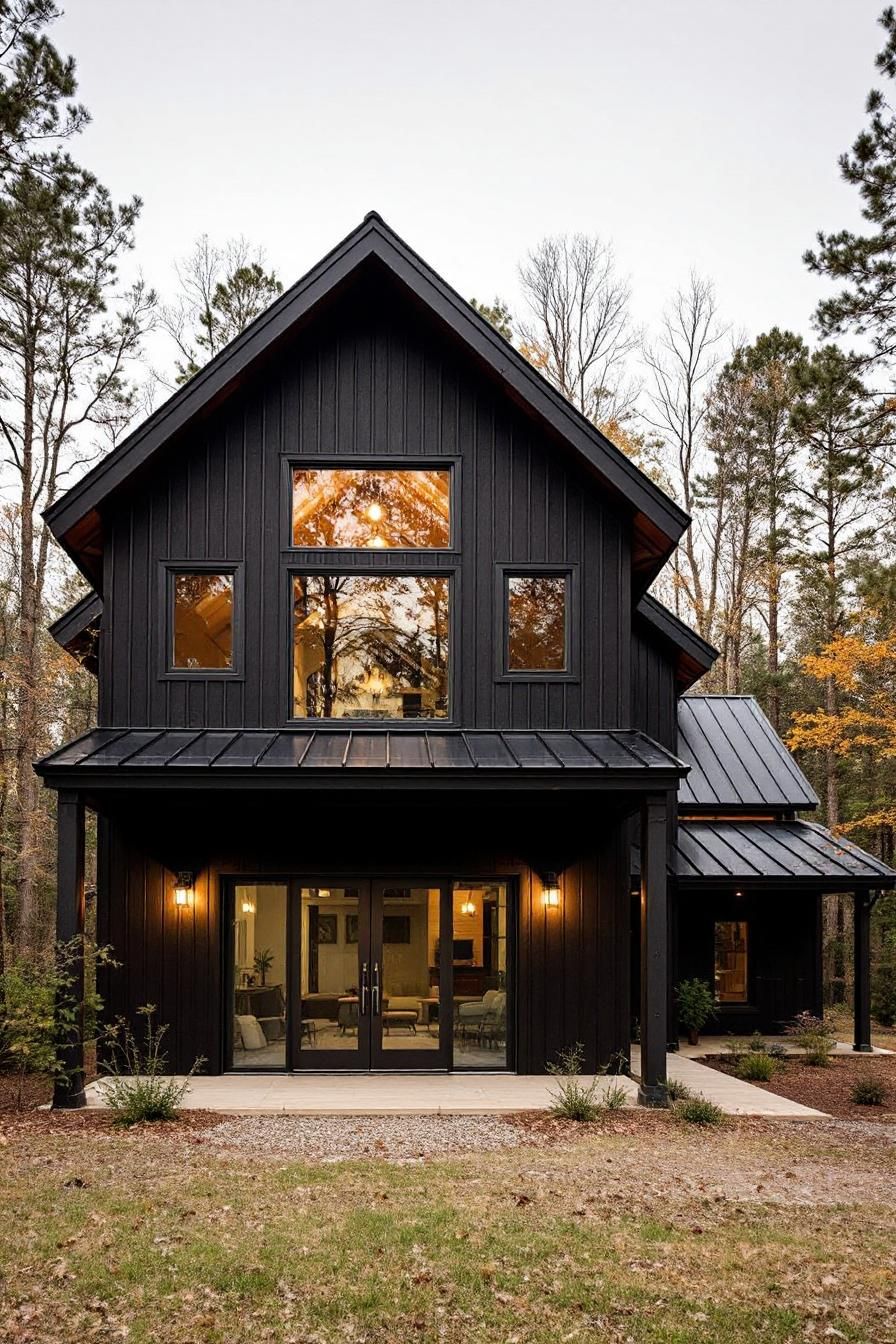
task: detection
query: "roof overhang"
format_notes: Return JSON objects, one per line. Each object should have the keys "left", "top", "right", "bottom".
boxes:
{"left": 48, "top": 591, "right": 102, "bottom": 675}
{"left": 635, "top": 818, "right": 895, "bottom": 891}
{"left": 36, "top": 727, "right": 688, "bottom": 794}
{"left": 635, "top": 594, "right": 718, "bottom": 690}
{"left": 44, "top": 214, "right": 689, "bottom": 593}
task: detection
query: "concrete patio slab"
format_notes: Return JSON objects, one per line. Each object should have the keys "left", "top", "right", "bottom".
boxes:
{"left": 82, "top": 1052, "right": 827, "bottom": 1117}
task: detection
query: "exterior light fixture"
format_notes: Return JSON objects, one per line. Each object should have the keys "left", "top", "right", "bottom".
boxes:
{"left": 460, "top": 897, "right": 476, "bottom": 917}
{"left": 542, "top": 872, "right": 561, "bottom": 908}
{"left": 174, "top": 871, "right": 194, "bottom": 907}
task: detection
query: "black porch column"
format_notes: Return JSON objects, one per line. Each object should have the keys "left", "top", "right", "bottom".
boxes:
{"left": 853, "top": 890, "right": 873, "bottom": 1054}
{"left": 639, "top": 793, "right": 669, "bottom": 1106}
{"left": 53, "top": 790, "right": 87, "bottom": 1109}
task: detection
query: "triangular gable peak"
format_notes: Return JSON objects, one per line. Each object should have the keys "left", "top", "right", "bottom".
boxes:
{"left": 45, "top": 212, "right": 688, "bottom": 589}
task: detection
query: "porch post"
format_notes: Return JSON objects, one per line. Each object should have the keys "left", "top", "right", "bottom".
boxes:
{"left": 639, "top": 792, "right": 669, "bottom": 1106}
{"left": 53, "top": 790, "right": 87, "bottom": 1109}
{"left": 853, "top": 890, "right": 873, "bottom": 1054}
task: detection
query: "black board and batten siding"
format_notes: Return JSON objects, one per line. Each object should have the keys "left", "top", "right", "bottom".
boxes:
{"left": 99, "top": 273, "right": 632, "bottom": 734}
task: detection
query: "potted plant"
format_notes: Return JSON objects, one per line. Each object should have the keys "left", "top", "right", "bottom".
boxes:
{"left": 676, "top": 978, "right": 715, "bottom": 1046}
{"left": 253, "top": 949, "right": 274, "bottom": 986}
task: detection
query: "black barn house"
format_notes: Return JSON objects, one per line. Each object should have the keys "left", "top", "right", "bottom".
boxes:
{"left": 38, "top": 214, "right": 895, "bottom": 1105}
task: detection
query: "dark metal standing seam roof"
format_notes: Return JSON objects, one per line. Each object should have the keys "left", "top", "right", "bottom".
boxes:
{"left": 673, "top": 820, "right": 895, "bottom": 887}
{"left": 677, "top": 695, "right": 819, "bottom": 812}
{"left": 35, "top": 727, "right": 688, "bottom": 790}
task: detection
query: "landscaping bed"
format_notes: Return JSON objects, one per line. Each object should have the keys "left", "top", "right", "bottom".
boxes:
{"left": 702, "top": 1050, "right": 896, "bottom": 1120}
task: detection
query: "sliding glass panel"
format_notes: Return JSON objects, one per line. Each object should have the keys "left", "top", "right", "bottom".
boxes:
{"left": 172, "top": 572, "right": 233, "bottom": 669}
{"left": 451, "top": 882, "right": 508, "bottom": 1069}
{"left": 379, "top": 887, "right": 441, "bottom": 1053}
{"left": 232, "top": 884, "right": 287, "bottom": 1068}
{"left": 292, "top": 575, "right": 449, "bottom": 719}
{"left": 292, "top": 468, "right": 451, "bottom": 548}
{"left": 299, "top": 887, "right": 363, "bottom": 1054}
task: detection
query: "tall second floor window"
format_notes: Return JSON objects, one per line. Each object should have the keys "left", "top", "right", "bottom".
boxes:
{"left": 292, "top": 574, "right": 449, "bottom": 719}
{"left": 292, "top": 467, "right": 451, "bottom": 548}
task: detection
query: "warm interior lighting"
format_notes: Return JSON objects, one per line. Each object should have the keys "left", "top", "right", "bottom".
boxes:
{"left": 366, "top": 501, "right": 383, "bottom": 523}
{"left": 460, "top": 898, "right": 476, "bottom": 917}
{"left": 318, "top": 888, "right": 331, "bottom": 900}
{"left": 542, "top": 873, "right": 561, "bottom": 908}
{"left": 365, "top": 533, "right": 387, "bottom": 548}
{"left": 241, "top": 898, "right": 256, "bottom": 915}
{"left": 174, "top": 871, "right": 194, "bottom": 907}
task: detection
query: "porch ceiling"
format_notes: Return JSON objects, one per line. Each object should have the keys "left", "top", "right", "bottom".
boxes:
{"left": 35, "top": 726, "right": 688, "bottom": 792}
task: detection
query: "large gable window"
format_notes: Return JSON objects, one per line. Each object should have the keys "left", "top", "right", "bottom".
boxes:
{"left": 171, "top": 571, "right": 234, "bottom": 670}
{"left": 292, "top": 467, "right": 451, "bottom": 549}
{"left": 292, "top": 574, "right": 449, "bottom": 719}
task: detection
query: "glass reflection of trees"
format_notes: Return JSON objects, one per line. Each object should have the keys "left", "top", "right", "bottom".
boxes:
{"left": 292, "top": 468, "right": 450, "bottom": 549}
{"left": 173, "top": 572, "right": 234, "bottom": 668}
{"left": 507, "top": 575, "right": 567, "bottom": 671}
{"left": 293, "top": 574, "right": 449, "bottom": 718}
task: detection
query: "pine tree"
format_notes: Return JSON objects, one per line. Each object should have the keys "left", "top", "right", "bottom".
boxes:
{"left": 469, "top": 297, "right": 513, "bottom": 341}
{"left": 805, "top": 7, "right": 896, "bottom": 361}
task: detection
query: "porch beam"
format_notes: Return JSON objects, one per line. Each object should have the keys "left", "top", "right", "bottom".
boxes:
{"left": 639, "top": 792, "right": 669, "bottom": 1106}
{"left": 853, "top": 890, "right": 873, "bottom": 1054}
{"left": 53, "top": 790, "right": 87, "bottom": 1109}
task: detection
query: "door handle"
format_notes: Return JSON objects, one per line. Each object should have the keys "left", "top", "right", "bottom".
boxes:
{"left": 372, "top": 961, "right": 381, "bottom": 1015}
{"left": 360, "top": 962, "right": 368, "bottom": 1015}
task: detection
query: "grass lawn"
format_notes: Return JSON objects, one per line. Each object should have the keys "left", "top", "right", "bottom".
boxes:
{"left": 2, "top": 1110, "right": 895, "bottom": 1343}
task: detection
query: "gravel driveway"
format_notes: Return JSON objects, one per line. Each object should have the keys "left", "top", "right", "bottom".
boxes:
{"left": 204, "top": 1112, "right": 526, "bottom": 1161}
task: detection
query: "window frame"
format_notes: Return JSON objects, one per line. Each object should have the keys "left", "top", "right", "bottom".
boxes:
{"left": 159, "top": 560, "right": 244, "bottom": 680}
{"left": 282, "top": 455, "right": 460, "bottom": 554}
{"left": 285, "top": 565, "right": 457, "bottom": 727}
{"left": 495, "top": 562, "right": 579, "bottom": 682}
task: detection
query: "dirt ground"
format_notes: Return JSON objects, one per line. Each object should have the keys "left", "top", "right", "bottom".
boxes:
{"left": 703, "top": 1051, "right": 896, "bottom": 1121}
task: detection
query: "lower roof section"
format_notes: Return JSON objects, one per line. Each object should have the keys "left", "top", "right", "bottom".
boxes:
{"left": 35, "top": 726, "right": 687, "bottom": 791}
{"left": 670, "top": 819, "right": 895, "bottom": 889}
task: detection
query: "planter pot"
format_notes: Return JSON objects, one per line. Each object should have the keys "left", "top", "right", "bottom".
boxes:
{"left": 687, "top": 1028, "right": 700, "bottom": 1046}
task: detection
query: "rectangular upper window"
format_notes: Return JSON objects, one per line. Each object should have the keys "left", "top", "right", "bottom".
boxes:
{"left": 291, "top": 467, "right": 451, "bottom": 548}
{"left": 171, "top": 572, "right": 234, "bottom": 669}
{"left": 292, "top": 574, "right": 449, "bottom": 719}
{"left": 506, "top": 573, "right": 568, "bottom": 672}
{"left": 714, "top": 920, "right": 749, "bottom": 1003}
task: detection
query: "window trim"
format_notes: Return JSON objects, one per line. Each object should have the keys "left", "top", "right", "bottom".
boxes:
{"left": 285, "top": 565, "right": 457, "bottom": 726}
{"left": 159, "top": 561, "right": 244, "bottom": 680}
{"left": 495, "top": 563, "right": 579, "bottom": 682}
{"left": 281, "top": 455, "right": 460, "bottom": 554}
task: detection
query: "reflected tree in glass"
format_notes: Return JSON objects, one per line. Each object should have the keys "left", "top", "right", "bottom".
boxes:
{"left": 507, "top": 575, "right": 566, "bottom": 671}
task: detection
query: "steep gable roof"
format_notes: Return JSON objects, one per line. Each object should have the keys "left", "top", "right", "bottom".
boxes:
{"left": 45, "top": 213, "right": 689, "bottom": 590}
{"left": 677, "top": 695, "right": 819, "bottom": 814}
{"left": 634, "top": 593, "right": 717, "bottom": 690}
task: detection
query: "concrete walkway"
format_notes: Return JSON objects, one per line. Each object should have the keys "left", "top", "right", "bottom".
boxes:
{"left": 83, "top": 1053, "right": 825, "bottom": 1117}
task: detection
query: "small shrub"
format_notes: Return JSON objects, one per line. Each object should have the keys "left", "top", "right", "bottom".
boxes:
{"left": 547, "top": 1043, "right": 600, "bottom": 1121}
{"left": 735, "top": 1051, "right": 778, "bottom": 1082}
{"left": 665, "top": 1077, "right": 693, "bottom": 1101}
{"left": 723, "top": 1036, "right": 749, "bottom": 1063}
{"left": 749, "top": 1031, "right": 767, "bottom": 1053}
{"left": 603, "top": 1050, "right": 630, "bottom": 1076}
{"left": 767, "top": 1042, "right": 788, "bottom": 1061}
{"left": 676, "top": 979, "right": 716, "bottom": 1042}
{"left": 675, "top": 1095, "right": 724, "bottom": 1127}
{"left": 785, "top": 1011, "right": 836, "bottom": 1066}
{"left": 851, "top": 1076, "right": 887, "bottom": 1106}
{"left": 872, "top": 961, "right": 896, "bottom": 1028}
{"left": 99, "top": 1006, "right": 203, "bottom": 1125}
{"left": 600, "top": 1082, "right": 629, "bottom": 1111}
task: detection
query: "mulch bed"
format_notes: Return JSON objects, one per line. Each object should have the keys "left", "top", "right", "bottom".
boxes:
{"left": 0, "top": 1105, "right": 223, "bottom": 1140}
{"left": 702, "top": 1051, "right": 896, "bottom": 1121}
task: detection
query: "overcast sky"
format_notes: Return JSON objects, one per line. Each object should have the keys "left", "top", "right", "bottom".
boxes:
{"left": 55, "top": 1, "right": 883, "bottom": 352}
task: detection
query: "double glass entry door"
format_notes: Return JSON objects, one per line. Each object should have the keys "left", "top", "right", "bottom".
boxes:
{"left": 230, "top": 877, "right": 510, "bottom": 1072}
{"left": 297, "top": 881, "right": 452, "bottom": 1070}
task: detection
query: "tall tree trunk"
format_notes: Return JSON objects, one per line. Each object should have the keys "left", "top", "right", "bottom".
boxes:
{"left": 14, "top": 344, "right": 41, "bottom": 950}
